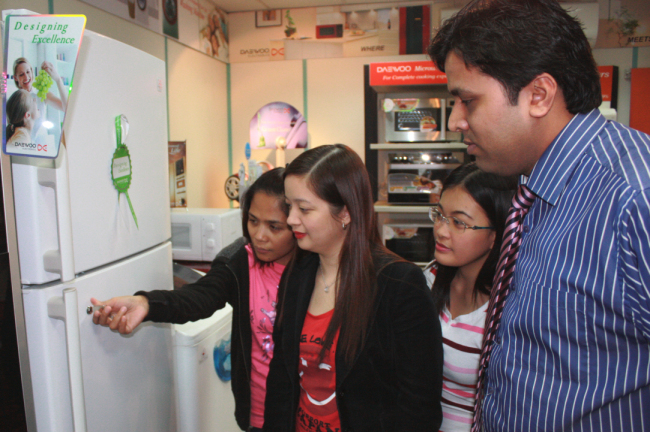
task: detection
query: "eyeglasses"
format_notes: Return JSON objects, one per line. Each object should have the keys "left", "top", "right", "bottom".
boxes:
{"left": 429, "top": 206, "right": 495, "bottom": 234}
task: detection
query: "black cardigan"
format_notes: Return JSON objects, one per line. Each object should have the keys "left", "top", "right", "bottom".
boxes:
{"left": 137, "top": 237, "right": 254, "bottom": 431}
{"left": 264, "top": 252, "right": 443, "bottom": 432}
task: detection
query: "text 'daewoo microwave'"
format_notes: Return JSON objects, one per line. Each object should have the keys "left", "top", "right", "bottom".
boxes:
{"left": 171, "top": 208, "right": 242, "bottom": 262}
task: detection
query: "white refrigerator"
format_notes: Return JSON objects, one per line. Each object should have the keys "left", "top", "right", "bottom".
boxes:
{"left": 6, "top": 30, "right": 175, "bottom": 432}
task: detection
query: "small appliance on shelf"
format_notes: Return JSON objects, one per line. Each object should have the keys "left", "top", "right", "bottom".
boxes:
{"left": 381, "top": 98, "right": 461, "bottom": 143}
{"left": 170, "top": 208, "right": 242, "bottom": 265}
{"left": 386, "top": 150, "right": 464, "bottom": 205}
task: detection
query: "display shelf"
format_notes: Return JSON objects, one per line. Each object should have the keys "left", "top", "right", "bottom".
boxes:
{"left": 370, "top": 142, "right": 466, "bottom": 150}
{"left": 374, "top": 201, "right": 430, "bottom": 213}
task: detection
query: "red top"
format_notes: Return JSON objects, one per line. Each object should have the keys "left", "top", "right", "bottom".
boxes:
{"left": 296, "top": 309, "right": 341, "bottom": 432}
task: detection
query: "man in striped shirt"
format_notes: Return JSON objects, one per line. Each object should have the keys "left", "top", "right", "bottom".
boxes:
{"left": 428, "top": 0, "right": 650, "bottom": 430}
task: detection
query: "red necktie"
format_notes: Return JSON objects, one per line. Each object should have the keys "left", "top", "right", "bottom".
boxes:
{"left": 472, "top": 184, "right": 536, "bottom": 431}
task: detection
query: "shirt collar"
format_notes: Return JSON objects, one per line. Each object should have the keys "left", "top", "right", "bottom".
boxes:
{"left": 524, "top": 109, "right": 607, "bottom": 206}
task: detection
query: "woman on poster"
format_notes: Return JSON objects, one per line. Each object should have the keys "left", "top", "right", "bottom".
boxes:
{"left": 13, "top": 57, "right": 68, "bottom": 140}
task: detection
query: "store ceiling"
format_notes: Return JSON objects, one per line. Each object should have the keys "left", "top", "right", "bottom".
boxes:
{"left": 214, "top": 0, "right": 596, "bottom": 13}
{"left": 214, "top": 0, "right": 452, "bottom": 13}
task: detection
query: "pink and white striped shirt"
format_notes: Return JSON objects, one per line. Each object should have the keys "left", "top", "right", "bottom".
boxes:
{"left": 424, "top": 262, "right": 486, "bottom": 432}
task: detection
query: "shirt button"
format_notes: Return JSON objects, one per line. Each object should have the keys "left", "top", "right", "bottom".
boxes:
{"left": 495, "top": 334, "right": 501, "bottom": 344}
{"left": 523, "top": 225, "right": 530, "bottom": 233}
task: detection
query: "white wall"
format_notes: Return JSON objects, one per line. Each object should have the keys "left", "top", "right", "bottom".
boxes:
{"left": 230, "top": 59, "right": 304, "bottom": 180}
{"left": 53, "top": 0, "right": 165, "bottom": 60}
{"left": 167, "top": 40, "right": 230, "bottom": 208}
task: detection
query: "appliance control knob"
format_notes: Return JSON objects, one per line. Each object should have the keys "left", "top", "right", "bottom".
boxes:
{"left": 206, "top": 239, "right": 216, "bottom": 249}
{"left": 205, "top": 223, "right": 215, "bottom": 232}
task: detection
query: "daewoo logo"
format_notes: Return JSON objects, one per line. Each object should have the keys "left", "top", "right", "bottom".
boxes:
{"left": 377, "top": 65, "right": 411, "bottom": 73}
{"left": 240, "top": 48, "right": 269, "bottom": 55}
{"left": 271, "top": 48, "right": 284, "bottom": 56}
{"left": 38, "top": 144, "right": 47, "bottom": 152}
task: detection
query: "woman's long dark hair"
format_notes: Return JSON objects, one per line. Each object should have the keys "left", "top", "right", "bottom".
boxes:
{"left": 283, "top": 144, "right": 400, "bottom": 363}
{"left": 431, "top": 163, "right": 517, "bottom": 312}
{"left": 6, "top": 90, "right": 31, "bottom": 141}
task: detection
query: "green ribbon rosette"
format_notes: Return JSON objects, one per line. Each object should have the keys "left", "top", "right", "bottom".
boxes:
{"left": 111, "top": 115, "right": 138, "bottom": 229}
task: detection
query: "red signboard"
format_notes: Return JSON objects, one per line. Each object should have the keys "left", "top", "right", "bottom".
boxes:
{"left": 370, "top": 61, "right": 447, "bottom": 87}
{"left": 599, "top": 65, "right": 614, "bottom": 102}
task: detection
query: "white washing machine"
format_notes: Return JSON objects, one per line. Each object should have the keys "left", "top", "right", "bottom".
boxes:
{"left": 173, "top": 305, "right": 240, "bottom": 432}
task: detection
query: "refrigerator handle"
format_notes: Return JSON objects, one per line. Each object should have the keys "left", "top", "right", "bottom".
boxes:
{"left": 48, "top": 288, "right": 88, "bottom": 432}
{"left": 38, "top": 145, "right": 76, "bottom": 282}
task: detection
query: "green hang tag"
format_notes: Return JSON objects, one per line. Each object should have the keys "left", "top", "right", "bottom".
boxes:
{"left": 112, "top": 115, "right": 138, "bottom": 229}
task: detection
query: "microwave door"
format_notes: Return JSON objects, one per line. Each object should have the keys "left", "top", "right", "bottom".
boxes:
{"left": 170, "top": 213, "right": 203, "bottom": 261}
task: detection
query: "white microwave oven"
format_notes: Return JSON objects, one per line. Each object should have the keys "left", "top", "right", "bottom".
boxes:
{"left": 170, "top": 208, "right": 242, "bottom": 262}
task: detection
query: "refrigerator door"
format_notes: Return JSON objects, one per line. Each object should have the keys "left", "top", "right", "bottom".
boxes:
{"left": 22, "top": 242, "right": 175, "bottom": 432}
{"left": 12, "top": 30, "right": 171, "bottom": 284}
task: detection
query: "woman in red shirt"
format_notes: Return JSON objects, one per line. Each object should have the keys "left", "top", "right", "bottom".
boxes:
{"left": 265, "top": 144, "right": 443, "bottom": 432}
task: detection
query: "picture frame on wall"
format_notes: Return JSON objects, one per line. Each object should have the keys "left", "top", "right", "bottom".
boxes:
{"left": 256, "top": 10, "right": 282, "bottom": 27}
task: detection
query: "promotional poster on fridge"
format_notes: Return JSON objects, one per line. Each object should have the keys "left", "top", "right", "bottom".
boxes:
{"left": 3, "top": 14, "right": 85, "bottom": 159}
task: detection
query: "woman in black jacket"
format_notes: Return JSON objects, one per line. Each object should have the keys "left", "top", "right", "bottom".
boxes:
{"left": 265, "top": 145, "right": 443, "bottom": 432}
{"left": 92, "top": 168, "right": 295, "bottom": 431}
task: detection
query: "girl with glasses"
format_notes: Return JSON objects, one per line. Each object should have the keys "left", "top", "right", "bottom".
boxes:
{"left": 265, "top": 144, "right": 443, "bottom": 432}
{"left": 423, "top": 162, "right": 516, "bottom": 431}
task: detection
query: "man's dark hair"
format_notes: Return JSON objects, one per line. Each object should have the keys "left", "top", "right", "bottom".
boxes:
{"left": 428, "top": 0, "right": 601, "bottom": 114}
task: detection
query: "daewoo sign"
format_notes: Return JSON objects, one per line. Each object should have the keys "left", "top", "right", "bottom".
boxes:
{"left": 370, "top": 61, "right": 447, "bottom": 87}
{"left": 240, "top": 48, "right": 269, "bottom": 57}
{"left": 377, "top": 65, "right": 412, "bottom": 73}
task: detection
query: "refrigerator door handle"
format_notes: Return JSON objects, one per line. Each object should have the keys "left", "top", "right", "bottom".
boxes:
{"left": 38, "top": 145, "right": 76, "bottom": 282}
{"left": 48, "top": 287, "right": 88, "bottom": 432}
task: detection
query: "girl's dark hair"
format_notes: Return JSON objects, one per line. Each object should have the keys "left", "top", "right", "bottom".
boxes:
{"left": 6, "top": 90, "right": 31, "bottom": 141}
{"left": 428, "top": 0, "right": 601, "bottom": 114}
{"left": 431, "top": 163, "right": 517, "bottom": 312}
{"left": 241, "top": 167, "right": 287, "bottom": 243}
{"left": 282, "top": 144, "right": 401, "bottom": 363}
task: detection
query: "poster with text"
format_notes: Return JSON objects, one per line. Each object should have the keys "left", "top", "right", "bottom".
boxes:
{"left": 230, "top": 5, "right": 431, "bottom": 63}
{"left": 3, "top": 14, "right": 86, "bottom": 158}
{"left": 82, "top": 0, "right": 162, "bottom": 33}
{"left": 79, "top": 0, "right": 229, "bottom": 62}
{"left": 250, "top": 102, "right": 307, "bottom": 150}
{"left": 596, "top": 0, "right": 649, "bottom": 48}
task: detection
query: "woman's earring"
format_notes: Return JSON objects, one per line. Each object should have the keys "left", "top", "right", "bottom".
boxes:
{"left": 342, "top": 222, "right": 348, "bottom": 230}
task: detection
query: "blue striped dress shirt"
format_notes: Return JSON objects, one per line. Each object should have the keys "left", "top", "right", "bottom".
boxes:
{"left": 482, "top": 110, "right": 650, "bottom": 431}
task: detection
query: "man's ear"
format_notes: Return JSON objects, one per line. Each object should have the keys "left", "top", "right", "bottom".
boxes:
{"left": 525, "top": 73, "right": 559, "bottom": 118}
